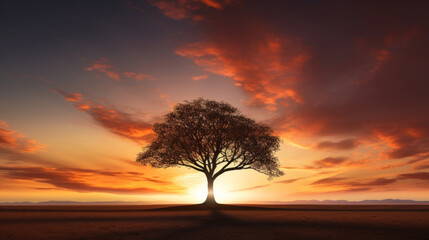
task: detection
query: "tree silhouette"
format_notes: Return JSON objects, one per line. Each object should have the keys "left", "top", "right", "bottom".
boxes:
{"left": 136, "top": 99, "right": 284, "bottom": 205}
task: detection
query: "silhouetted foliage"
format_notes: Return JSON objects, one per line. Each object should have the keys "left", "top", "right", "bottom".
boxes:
{"left": 136, "top": 99, "right": 284, "bottom": 204}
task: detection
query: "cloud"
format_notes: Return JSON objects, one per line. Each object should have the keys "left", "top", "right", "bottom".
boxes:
{"left": 309, "top": 171, "right": 429, "bottom": 193}
{"left": 398, "top": 172, "right": 429, "bottom": 181}
{"left": 151, "top": 0, "right": 231, "bottom": 21}
{"left": 231, "top": 177, "right": 303, "bottom": 192}
{"left": 123, "top": 72, "right": 154, "bottom": 81}
{"left": 348, "top": 178, "right": 398, "bottom": 187}
{"left": 309, "top": 176, "right": 398, "bottom": 193}
{"left": 230, "top": 184, "right": 270, "bottom": 193}
{"left": 312, "top": 157, "right": 349, "bottom": 169}
{"left": 310, "top": 177, "right": 346, "bottom": 186}
{"left": 310, "top": 177, "right": 397, "bottom": 187}
{"left": 0, "top": 120, "right": 45, "bottom": 153}
{"left": 315, "top": 139, "right": 359, "bottom": 150}
{"left": 85, "top": 58, "right": 154, "bottom": 81}
{"left": 0, "top": 166, "right": 178, "bottom": 194}
{"left": 176, "top": 37, "right": 309, "bottom": 110}
{"left": 77, "top": 103, "right": 154, "bottom": 144}
{"left": 52, "top": 89, "right": 82, "bottom": 102}
{"left": 414, "top": 162, "right": 429, "bottom": 170}
{"left": 192, "top": 74, "right": 208, "bottom": 81}
{"left": 284, "top": 156, "right": 363, "bottom": 171}
{"left": 53, "top": 90, "right": 154, "bottom": 145}
{"left": 171, "top": 1, "right": 429, "bottom": 161}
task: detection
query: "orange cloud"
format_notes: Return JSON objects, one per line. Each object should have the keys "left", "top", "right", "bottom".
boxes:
{"left": 312, "top": 157, "right": 349, "bottom": 168}
{"left": 85, "top": 58, "right": 153, "bottom": 82}
{"left": 192, "top": 74, "right": 208, "bottom": 81}
{"left": 176, "top": 36, "right": 310, "bottom": 110}
{"left": 151, "top": 0, "right": 231, "bottom": 21}
{"left": 123, "top": 72, "right": 154, "bottom": 81}
{"left": 309, "top": 171, "right": 429, "bottom": 193}
{"left": 0, "top": 120, "right": 45, "bottom": 153}
{"left": 170, "top": 1, "right": 429, "bottom": 172}
{"left": 76, "top": 103, "right": 154, "bottom": 145}
{"left": 54, "top": 90, "right": 154, "bottom": 145}
{"left": 0, "top": 166, "right": 179, "bottom": 194}
{"left": 52, "top": 89, "right": 82, "bottom": 102}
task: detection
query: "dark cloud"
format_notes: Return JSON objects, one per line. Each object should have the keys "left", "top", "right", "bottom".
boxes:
{"left": 398, "top": 172, "right": 429, "bottom": 181}
{"left": 166, "top": 0, "right": 429, "bottom": 161}
{"left": 310, "top": 171, "right": 429, "bottom": 193}
{"left": 414, "top": 162, "right": 429, "bottom": 170}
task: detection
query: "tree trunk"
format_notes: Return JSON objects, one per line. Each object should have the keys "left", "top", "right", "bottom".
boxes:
{"left": 203, "top": 175, "right": 216, "bottom": 205}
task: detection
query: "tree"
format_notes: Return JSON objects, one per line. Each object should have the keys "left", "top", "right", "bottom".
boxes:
{"left": 136, "top": 98, "right": 284, "bottom": 205}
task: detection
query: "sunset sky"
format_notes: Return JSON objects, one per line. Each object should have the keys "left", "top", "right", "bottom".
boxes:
{"left": 1, "top": 0, "right": 428, "bottom": 204}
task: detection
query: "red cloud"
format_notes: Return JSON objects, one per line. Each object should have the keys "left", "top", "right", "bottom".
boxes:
{"left": 85, "top": 58, "right": 153, "bottom": 82}
{"left": 53, "top": 90, "right": 154, "bottom": 145}
{"left": 151, "top": 0, "right": 231, "bottom": 21}
{"left": 0, "top": 120, "right": 45, "bottom": 153}
{"left": 77, "top": 103, "right": 154, "bottom": 145}
{"left": 52, "top": 89, "right": 82, "bottom": 102}
{"left": 176, "top": 36, "right": 310, "bottom": 110}
{"left": 170, "top": 1, "right": 429, "bottom": 162}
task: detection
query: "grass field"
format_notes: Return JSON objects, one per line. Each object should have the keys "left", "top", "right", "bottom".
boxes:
{"left": 1, "top": 205, "right": 428, "bottom": 240}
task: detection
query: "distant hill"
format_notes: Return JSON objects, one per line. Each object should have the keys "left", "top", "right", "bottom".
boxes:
{"left": 258, "top": 199, "right": 429, "bottom": 205}
{"left": 1, "top": 199, "right": 429, "bottom": 205}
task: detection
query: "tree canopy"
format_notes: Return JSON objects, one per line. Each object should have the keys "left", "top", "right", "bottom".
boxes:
{"left": 136, "top": 98, "right": 284, "bottom": 204}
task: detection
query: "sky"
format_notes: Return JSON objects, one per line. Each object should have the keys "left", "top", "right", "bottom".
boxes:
{"left": 0, "top": 0, "right": 428, "bottom": 203}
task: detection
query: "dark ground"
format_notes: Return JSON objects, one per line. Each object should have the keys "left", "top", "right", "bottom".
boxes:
{"left": 0, "top": 204, "right": 428, "bottom": 240}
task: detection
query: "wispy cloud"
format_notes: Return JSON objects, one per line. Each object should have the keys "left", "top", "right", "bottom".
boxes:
{"left": 52, "top": 89, "right": 82, "bottom": 102}
{"left": 85, "top": 58, "right": 154, "bottom": 82}
{"left": 54, "top": 90, "right": 154, "bottom": 145}
{"left": 315, "top": 139, "right": 359, "bottom": 150}
{"left": 230, "top": 177, "right": 303, "bottom": 192}
{"left": 0, "top": 166, "right": 179, "bottom": 194}
{"left": 151, "top": 0, "right": 231, "bottom": 21}
{"left": 192, "top": 74, "right": 208, "bottom": 81}
{"left": 0, "top": 120, "right": 46, "bottom": 153}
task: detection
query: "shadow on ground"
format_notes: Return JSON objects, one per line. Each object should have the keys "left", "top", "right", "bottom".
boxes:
{"left": 1, "top": 204, "right": 428, "bottom": 240}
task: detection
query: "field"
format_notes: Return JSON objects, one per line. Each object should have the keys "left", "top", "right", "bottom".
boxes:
{"left": 1, "top": 205, "right": 428, "bottom": 240}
